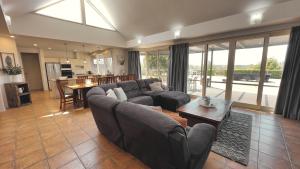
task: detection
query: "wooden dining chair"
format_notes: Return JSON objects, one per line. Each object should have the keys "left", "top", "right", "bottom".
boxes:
{"left": 98, "top": 77, "right": 106, "bottom": 85}
{"left": 76, "top": 78, "right": 85, "bottom": 84}
{"left": 56, "top": 80, "right": 74, "bottom": 110}
{"left": 78, "top": 75, "right": 88, "bottom": 79}
{"left": 106, "top": 76, "right": 114, "bottom": 84}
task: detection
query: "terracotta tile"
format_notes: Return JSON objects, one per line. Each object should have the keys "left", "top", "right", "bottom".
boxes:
{"left": 16, "top": 149, "right": 46, "bottom": 169}
{"left": 16, "top": 138, "right": 41, "bottom": 150}
{"left": 290, "top": 151, "right": 300, "bottom": 166}
{"left": 26, "top": 160, "right": 49, "bottom": 169}
{"left": 125, "top": 159, "right": 150, "bottom": 169}
{"left": 110, "top": 150, "right": 135, "bottom": 168}
{"left": 15, "top": 142, "right": 43, "bottom": 159}
{"left": 44, "top": 140, "right": 71, "bottom": 157}
{"left": 259, "top": 142, "right": 289, "bottom": 161}
{"left": 258, "top": 152, "right": 291, "bottom": 169}
{"left": 0, "top": 161, "right": 14, "bottom": 169}
{"left": 0, "top": 142, "right": 15, "bottom": 153}
{"left": 48, "top": 149, "right": 77, "bottom": 169}
{"left": 90, "top": 158, "right": 119, "bottom": 169}
{"left": 59, "top": 159, "right": 85, "bottom": 169}
{"left": 74, "top": 139, "right": 97, "bottom": 157}
{"left": 80, "top": 148, "right": 109, "bottom": 168}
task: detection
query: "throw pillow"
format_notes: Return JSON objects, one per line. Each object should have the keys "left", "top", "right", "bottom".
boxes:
{"left": 106, "top": 89, "right": 118, "bottom": 99}
{"left": 149, "top": 82, "right": 164, "bottom": 92}
{"left": 113, "top": 87, "right": 128, "bottom": 101}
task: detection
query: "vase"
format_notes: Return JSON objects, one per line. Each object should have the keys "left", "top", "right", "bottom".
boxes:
{"left": 8, "top": 75, "right": 20, "bottom": 83}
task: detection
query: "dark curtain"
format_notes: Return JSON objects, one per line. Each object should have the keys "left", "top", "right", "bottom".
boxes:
{"left": 128, "top": 51, "right": 141, "bottom": 79}
{"left": 275, "top": 26, "right": 300, "bottom": 120}
{"left": 168, "top": 43, "right": 189, "bottom": 92}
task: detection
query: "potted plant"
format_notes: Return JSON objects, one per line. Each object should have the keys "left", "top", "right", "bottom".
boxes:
{"left": 3, "top": 65, "right": 22, "bottom": 82}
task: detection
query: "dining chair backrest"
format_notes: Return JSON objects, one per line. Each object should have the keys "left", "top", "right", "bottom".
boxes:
{"left": 56, "top": 80, "right": 68, "bottom": 99}
{"left": 98, "top": 77, "right": 106, "bottom": 85}
{"left": 76, "top": 78, "right": 85, "bottom": 84}
{"left": 78, "top": 76, "right": 88, "bottom": 79}
{"left": 106, "top": 76, "right": 114, "bottom": 84}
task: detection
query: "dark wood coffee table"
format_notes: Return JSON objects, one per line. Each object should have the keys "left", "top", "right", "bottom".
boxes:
{"left": 177, "top": 97, "right": 232, "bottom": 129}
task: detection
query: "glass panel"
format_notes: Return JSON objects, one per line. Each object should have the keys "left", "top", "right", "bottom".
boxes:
{"left": 84, "top": 0, "right": 115, "bottom": 30}
{"left": 187, "top": 45, "right": 205, "bottom": 96}
{"left": 207, "top": 42, "right": 229, "bottom": 98}
{"left": 262, "top": 35, "right": 289, "bottom": 108}
{"left": 158, "top": 51, "right": 169, "bottom": 85}
{"left": 36, "top": 0, "right": 82, "bottom": 23}
{"left": 140, "top": 51, "right": 169, "bottom": 84}
{"left": 232, "top": 38, "right": 264, "bottom": 105}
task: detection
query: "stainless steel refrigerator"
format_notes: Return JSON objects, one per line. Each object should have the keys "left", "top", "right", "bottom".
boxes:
{"left": 45, "top": 63, "right": 61, "bottom": 90}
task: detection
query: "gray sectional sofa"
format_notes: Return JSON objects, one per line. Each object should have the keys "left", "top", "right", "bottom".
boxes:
{"left": 98, "top": 78, "right": 190, "bottom": 111}
{"left": 86, "top": 78, "right": 216, "bottom": 169}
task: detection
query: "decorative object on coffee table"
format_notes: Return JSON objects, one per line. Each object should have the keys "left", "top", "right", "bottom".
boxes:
{"left": 177, "top": 97, "right": 232, "bottom": 129}
{"left": 212, "top": 111, "right": 252, "bottom": 166}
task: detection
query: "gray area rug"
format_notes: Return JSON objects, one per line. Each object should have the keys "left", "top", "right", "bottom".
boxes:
{"left": 211, "top": 111, "right": 252, "bottom": 166}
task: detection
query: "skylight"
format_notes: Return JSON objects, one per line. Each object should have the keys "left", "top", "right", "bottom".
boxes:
{"left": 84, "top": 0, "right": 115, "bottom": 30}
{"left": 35, "top": 0, "right": 115, "bottom": 31}
{"left": 36, "top": 0, "right": 82, "bottom": 23}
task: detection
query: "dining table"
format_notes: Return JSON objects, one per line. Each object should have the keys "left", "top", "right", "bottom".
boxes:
{"left": 65, "top": 83, "right": 98, "bottom": 108}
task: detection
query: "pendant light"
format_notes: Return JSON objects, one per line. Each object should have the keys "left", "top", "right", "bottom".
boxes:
{"left": 82, "top": 44, "right": 87, "bottom": 64}
{"left": 64, "top": 43, "right": 70, "bottom": 63}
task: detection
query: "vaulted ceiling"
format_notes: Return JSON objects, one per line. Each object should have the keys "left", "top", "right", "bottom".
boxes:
{"left": 0, "top": 0, "right": 299, "bottom": 48}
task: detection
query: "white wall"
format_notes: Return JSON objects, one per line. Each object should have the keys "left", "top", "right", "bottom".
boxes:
{"left": 0, "top": 36, "right": 24, "bottom": 111}
{"left": 111, "top": 48, "right": 128, "bottom": 75}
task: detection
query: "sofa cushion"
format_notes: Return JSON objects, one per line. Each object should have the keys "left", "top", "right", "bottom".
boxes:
{"left": 136, "top": 79, "right": 147, "bottom": 91}
{"left": 86, "top": 87, "right": 105, "bottom": 98}
{"left": 114, "top": 88, "right": 128, "bottom": 101}
{"left": 144, "top": 78, "right": 161, "bottom": 90}
{"left": 128, "top": 96, "right": 153, "bottom": 106}
{"left": 106, "top": 89, "right": 118, "bottom": 99}
{"left": 87, "top": 95, "right": 123, "bottom": 148}
{"left": 159, "top": 91, "right": 191, "bottom": 111}
{"left": 115, "top": 102, "right": 187, "bottom": 169}
{"left": 99, "top": 83, "right": 118, "bottom": 92}
{"left": 149, "top": 82, "right": 164, "bottom": 92}
{"left": 117, "top": 80, "right": 142, "bottom": 99}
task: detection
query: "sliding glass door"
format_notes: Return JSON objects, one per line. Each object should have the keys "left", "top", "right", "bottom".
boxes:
{"left": 206, "top": 42, "right": 229, "bottom": 99}
{"left": 187, "top": 30, "right": 290, "bottom": 111}
{"left": 261, "top": 35, "right": 289, "bottom": 109}
{"left": 231, "top": 38, "right": 264, "bottom": 106}
{"left": 187, "top": 45, "right": 205, "bottom": 95}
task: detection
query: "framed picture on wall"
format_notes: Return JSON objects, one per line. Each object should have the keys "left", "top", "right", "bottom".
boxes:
{"left": 1, "top": 52, "right": 16, "bottom": 68}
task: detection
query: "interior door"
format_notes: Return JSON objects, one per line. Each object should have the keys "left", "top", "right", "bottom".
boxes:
{"left": 21, "top": 53, "right": 43, "bottom": 91}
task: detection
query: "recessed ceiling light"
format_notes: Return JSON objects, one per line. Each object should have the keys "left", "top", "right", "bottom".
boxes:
{"left": 174, "top": 30, "right": 181, "bottom": 38}
{"left": 137, "top": 39, "right": 142, "bottom": 44}
{"left": 250, "top": 12, "right": 263, "bottom": 25}
{"left": 33, "top": 43, "right": 38, "bottom": 47}
{"left": 10, "top": 35, "right": 15, "bottom": 38}
{"left": 48, "top": 47, "right": 52, "bottom": 50}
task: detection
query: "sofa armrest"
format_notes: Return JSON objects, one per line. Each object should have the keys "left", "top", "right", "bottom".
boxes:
{"left": 187, "top": 123, "right": 216, "bottom": 157}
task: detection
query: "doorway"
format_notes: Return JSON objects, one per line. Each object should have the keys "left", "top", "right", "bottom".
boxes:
{"left": 21, "top": 53, "right": 43, "bottom": 91}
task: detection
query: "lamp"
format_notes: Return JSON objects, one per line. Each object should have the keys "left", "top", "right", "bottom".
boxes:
{"left": 64, "top": 43, "right": 70, "bottom": 63}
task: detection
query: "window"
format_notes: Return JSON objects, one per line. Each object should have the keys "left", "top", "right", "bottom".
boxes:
{"left": 36, "top": 0, "right": 115, "bottom": 30}
{"left": 140, "top": 50, "right": 169, "bottom": 85}
{"left": 93, "top": 57, "right": 112, "bottom": 75}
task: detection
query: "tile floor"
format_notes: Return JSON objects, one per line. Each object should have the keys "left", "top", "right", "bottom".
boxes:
{"left": 0, "top": 92, "right": 300, "bottom": 169}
